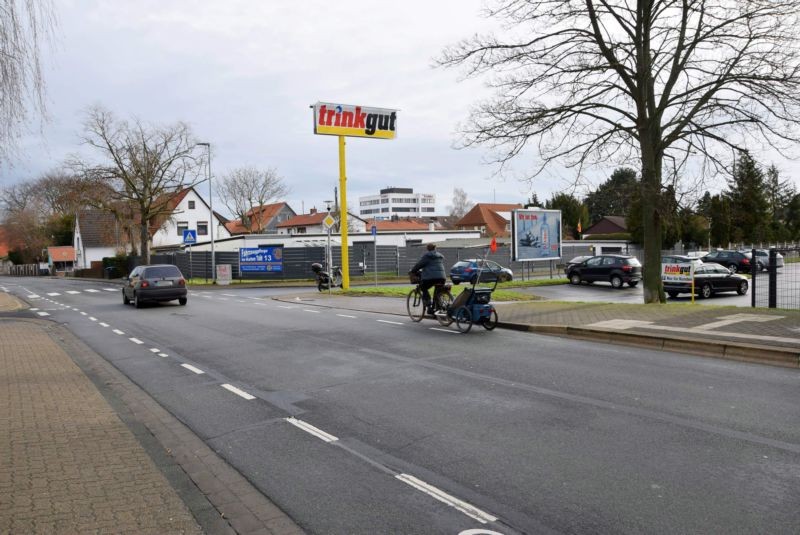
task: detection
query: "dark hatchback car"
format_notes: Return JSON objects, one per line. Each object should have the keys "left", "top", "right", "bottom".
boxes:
{"left": 703, "top": 250, "right": 752, "bottom": 273}
{"left": 664, "top": 262, "right": 749, "bottom": 299}
{"left": 450, "top": 259, "right": 513, "bottom": 285}
{"left": 566, "top": 254, "right": 642, "bottom": 288}
{"left": 123, "top": 264, "right": 187, "bottom": 308}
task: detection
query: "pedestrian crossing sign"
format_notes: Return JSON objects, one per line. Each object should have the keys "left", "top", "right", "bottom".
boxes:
{"left": 183, "top": 229, "right": 197, "bottom": 244}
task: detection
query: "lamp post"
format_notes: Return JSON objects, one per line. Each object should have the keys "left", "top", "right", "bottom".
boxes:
{"left": 195, "top": 142, "right": 215, "bottom": 282}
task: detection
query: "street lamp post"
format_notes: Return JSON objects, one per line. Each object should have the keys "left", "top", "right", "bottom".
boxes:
{"left": 195, "top": 142, "right": 215, "bottom": 282}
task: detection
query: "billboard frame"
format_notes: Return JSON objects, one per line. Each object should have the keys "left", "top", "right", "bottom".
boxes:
{"left": 511, "top": 209, "right": 562, "bottom": 262}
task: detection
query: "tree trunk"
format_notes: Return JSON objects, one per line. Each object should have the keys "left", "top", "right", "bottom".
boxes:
{"left": 139, "top": 222, "right": 150, "bottom": 264}
{"left": 640, "top": 141, "right": 664, "bottom": 304}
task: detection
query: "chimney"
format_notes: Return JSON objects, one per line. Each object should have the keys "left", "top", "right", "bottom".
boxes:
{"left": 310, "top": 207, "right": 317, "bottom": 215}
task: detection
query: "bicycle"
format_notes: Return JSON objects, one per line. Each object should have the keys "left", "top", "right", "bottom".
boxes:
{"left": 406, "top": 272, "right": 454, "bottom": 326}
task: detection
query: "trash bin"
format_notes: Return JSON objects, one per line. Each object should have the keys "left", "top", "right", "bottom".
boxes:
{"left": 104, "top": 266, "right": 119, "bottom": 279}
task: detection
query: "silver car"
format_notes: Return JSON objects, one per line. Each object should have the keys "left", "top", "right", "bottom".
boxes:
{"left": 751, "top": 249, "right": 785, "bottom": 270}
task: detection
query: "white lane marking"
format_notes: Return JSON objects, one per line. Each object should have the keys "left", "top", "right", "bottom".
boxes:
{"left": 395, "top": 473, "right": 497, "bottom": 524}
{"left": 80, "top": 312, "right": 87, "bottom": 316}
{"left": 89, "top": 317, "right": 97, "bottom": 322}
{"left": 149, "top": 348, "right": 160, "bottom": 353}
{"left": 181, "top": 363, "right": 205, "bottom": 375}
{"left": 72, "top": 308, "right": 79, "bottom": 311}
{"left": 99, "top": 322, "right": 109, "bottom": 327}
{"left": 103, "top": 288, "right": 116, "bottom": 292}
{"left": 285, "top": 417, "right": 338, "bottom": 442}
{"left": 158, "top": 353, "right": 168, "bottom": 358}
{"left": 66, "top": 290, "right": 80, "bottom": 295}
{"left": 377, "top": 319, "right": 404, "bottom": 325}
{"left": 430, "top": 328, "right": 459, "bottom": 334}
{"left": 28, "top": 294, "right": 40, "bottom": 298}
{"left": 237, "top": 300, "right": 247, "bottom": 303}
{"left": 337, "top": 314, "right": 357, "bottom": 318}
{"left": 84, "top": 289, "right": 100, "bottom": 293}
{"left": 303, "top": 309, "right": 321, "bottom": 313}
{"left": 46, "top": 292, "right": 60, "bottom": 296}
{"left": 37, "top": 311, "right": 50, "bottom": 317}
{"left": 30, "top": 308, "right": 39, "bottom": 311}
{"left": 129, "top": 337, "right": 144, "bottom": 344}
{"left": 221, "top": 384, "right": 256, "bottom": 400}
{"left": 222, "top": 293, "right": 236, "bottom": 297}
{"left": 254, "top": 302, "right": 267, "bottom": 306}
{"left": 112, "top": 329, "right": 125, "bottom": 335}
{"left": 458, "top": 530, "right": 505, "bottom": 535}
{"left": 217, "top": 297, "right": 229, "bottom": 301}
{"left": 278, "top": 305, "right": 295, "bottom": 309}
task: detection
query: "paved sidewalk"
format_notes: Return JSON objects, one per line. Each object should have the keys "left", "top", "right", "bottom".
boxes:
{"left": 0, "top": 292, "right": 304, "bottom": 535}
{"left": 276, "top": 293, "right": 800, "bottom": 368}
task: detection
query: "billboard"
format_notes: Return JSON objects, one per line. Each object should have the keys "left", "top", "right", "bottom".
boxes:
{"left": 239, "top": 247, "right": 283, "bottom": 272}
{"left": 512, "top": 209, "right": 562, "bottom": 261}
{"left": 313, "top": 102, "right": 398, "bottom": 139}
{"left": 661, "top": 262, "right": 694, "bottom": 282}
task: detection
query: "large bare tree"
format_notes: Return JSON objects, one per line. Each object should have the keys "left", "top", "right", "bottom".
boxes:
{"left": 71, "top": 107, "right": 201, "bottom": 261}
{"left": 440, "top": 0, "right": 800, "bottom": 303}
{"left": 216, "top": 166, "right": 288, "bottom": 233}
{"left": 0, "top": 0, "right": 56, "bottom": 164}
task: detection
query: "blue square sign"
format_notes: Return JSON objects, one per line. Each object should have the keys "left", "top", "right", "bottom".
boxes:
{"left": 182, "top": 229, "right": 197, "bottom": 244}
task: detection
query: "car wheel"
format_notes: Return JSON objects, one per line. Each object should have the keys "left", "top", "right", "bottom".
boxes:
{"left": 611, "top": 275, "right": 623, "bottom": 289}
{"left": 179, "top": 297, "right": 187, "bottom": 306}
{"left": 122, "top": 290, "right": 130, "bottom": 305}
{"left": 700, "top": 282, "right": 713, "bottom": 299}
{"left": 667, "top": 291, "right": 679, "bottom": 299}
{"left": 737, "top": 280, "right": 749, "bottom": 295}
{"left": 756, "top": 261, "right": 765, "bottom": 272}
{"left": 569, "top": 273, "right": 581, "bottom": 285}
{"left": 134, "top": 292, "right": 143, "bottom": 308}
{"left": 628, "top": 280, "right": 638, "bottom": 288}
{"left": 728, "top": 263, "right": 738, "bottom": 273}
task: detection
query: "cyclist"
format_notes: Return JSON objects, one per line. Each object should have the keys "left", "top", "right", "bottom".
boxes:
{"left": 410, "top": 243, "right": 446, "bottom": 315}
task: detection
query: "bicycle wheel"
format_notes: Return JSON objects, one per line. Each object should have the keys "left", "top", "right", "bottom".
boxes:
{"left": 482, "top": 308, "right": 498, "bottom": 330}
{"left": 454, "top": 306, "right": 472, "bottom": 333}
{"left": 406, "top": 288, "right": 424, "bottom": 322}
{"left": 434, "top": 291, "right": 454, "bottom": 326}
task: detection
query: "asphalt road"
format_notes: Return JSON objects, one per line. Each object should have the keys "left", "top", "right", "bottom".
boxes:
{"left": 4, "top": 276, "right": 800, "bottom": 534}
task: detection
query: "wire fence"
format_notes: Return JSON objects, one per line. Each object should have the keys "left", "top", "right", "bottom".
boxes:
{"left": 751, "top": 247, "right": 799, "bottom": 310}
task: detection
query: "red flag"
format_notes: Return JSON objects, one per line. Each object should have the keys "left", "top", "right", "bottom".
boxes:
{"left": 577, "top": 219, "right": 582, "bottom": 233}
{"left": 490, "top": 237, "right": 497, "bottom": 253}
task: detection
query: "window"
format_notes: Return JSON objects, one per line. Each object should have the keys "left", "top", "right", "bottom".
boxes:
{"left": 177, "top": 221, "right": 189, "bottom": 236}
{"left": 188, "top": 200, "right": 196, "bottom": 209}
{"left": 295, "top": 227, "right": 307, "bottom": 234}
{"left": 144, "top": 266, "right": 182, "bottom": 278}
{"left": 197, "top": 221, "right": 208, "bottom": 236}
{"left": 587, "top": 257, "right": 603, "bottom": 266}
{"left": 602, "top": 257, "right": 617, "bottom": 265}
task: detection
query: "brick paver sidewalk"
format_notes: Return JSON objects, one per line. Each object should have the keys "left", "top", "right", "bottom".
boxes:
{"left": 0, "top": 318, "right": 202, "bottom": 534}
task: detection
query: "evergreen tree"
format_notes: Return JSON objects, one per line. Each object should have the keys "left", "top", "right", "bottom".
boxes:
{"left": 764, "top": 165, "right": 796, "bottom": 241}
{"left": 585, "top": 168, "right": 638, "bottom": 224}
{"left": 708, "top": 194, "right": 732, "bottom": 247}
{"left": 545, "top": 192, "right": 587, "bottom": 239}
{"left": 727, "top": 151, "right": 769, "bottom": 243}
{"left": 525, "top": 192, "right": 542, "bottom": 208}
{"left": 786, "top": 193, "right": 800, "bottom": 240}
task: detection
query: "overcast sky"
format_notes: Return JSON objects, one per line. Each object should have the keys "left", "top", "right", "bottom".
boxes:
{"left": 4, "top": 1, "right": 799, "bottom": 218}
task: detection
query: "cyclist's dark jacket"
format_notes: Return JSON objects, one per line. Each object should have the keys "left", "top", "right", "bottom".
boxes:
{"left": 412, "top": 251, "right": 446, "bottom": 281}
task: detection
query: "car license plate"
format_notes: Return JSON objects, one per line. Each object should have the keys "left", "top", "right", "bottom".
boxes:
{"left": 155, "top": 280, "right": 172, "bottom": 287}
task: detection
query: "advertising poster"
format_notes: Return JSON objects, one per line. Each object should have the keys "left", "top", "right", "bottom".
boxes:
{"left": 661, "top": 262, "right": 694, "bottom": 282}
{"left": 313, "top": 102, "right": 398, "bottom": 140}
{"left": 512, "top": 209, "right": 562, "bottom": 262}
{"left": 239, "top": 247, "right": 283, "bottom": 272}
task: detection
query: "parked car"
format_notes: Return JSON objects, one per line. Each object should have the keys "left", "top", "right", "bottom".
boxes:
{"left": 122, "top": 264, "right": 187, "bottom": 308}
{"left": 750, "top": 249, "right": 785, "bottom": 270}
{"left": 449, "top": 259, "right": 513, "bottom": 285}
{"left": 563, "top": 255, "right": 594, "bottom": 273}
{"left": 664, "top": 262, "right": 749, "bottom": 299}
{"left": 565, "top": 254, "right": 642, "bottom": 288}
{"left": 661, "top": 254, "right": 703, "bottom": 265}
{"left": 703, "top": 250, "right": 752, "bottom": 273}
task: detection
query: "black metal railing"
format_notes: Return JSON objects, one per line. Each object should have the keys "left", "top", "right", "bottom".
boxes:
{"left": 752, "top": 247, "right": 799, "bottom": 310}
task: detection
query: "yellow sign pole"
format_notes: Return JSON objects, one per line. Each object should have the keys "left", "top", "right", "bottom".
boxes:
{"left": 338, "top": 135, "right": 350, "bottom": 290}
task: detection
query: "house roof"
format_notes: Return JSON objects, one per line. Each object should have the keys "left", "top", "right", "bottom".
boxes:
{"left": 276, "top": 211, "right": 328, "bottom": 228}
{"left": 148, "top": 188, "right": 192, "bottom": 237}
{"left": 48, "top": 246, "right": 76, "bottom": 262}
{"left": 455, "top": 203, "right": 522, "bottom": 237}
{"left": 585, "top": 215, "right": 627, "bottom": 234}
{"left": 365, "top": 218, "right": 431, "bottom": 231}
{"left": 0, "top": 227, "right": 9, "bottom": 258}
{"left": 77, "top": 210, "right": 121, "bottom": 247}
{"left": 225, "top": 202, "right": 291, "bottom": 234}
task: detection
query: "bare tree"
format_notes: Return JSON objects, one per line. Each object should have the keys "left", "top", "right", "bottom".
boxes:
{"left": 0, "top": 0, "right": 56, "bottom": 164}
{"left": 440, "top": 0, "right": 800, "bottom": 303}
{"left": 449, "top": 187, "right": 474, "bottom": 218}
{"left": 216, "top": 166, "right": 288, "bottom": 233}
{"left": 70, "top": 106, "right": 201, "bottom": 261}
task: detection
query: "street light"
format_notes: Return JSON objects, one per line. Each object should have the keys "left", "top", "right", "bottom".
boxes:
{"left": 195, "top": 142, "right": 215, "bottom": 282}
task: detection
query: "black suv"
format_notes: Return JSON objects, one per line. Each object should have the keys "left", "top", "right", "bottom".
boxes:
{"left": 703, "top": 250, "right": 752, "bottom": 273}
{"left": 566, "top": 255, "right": 642, "bottom": 288}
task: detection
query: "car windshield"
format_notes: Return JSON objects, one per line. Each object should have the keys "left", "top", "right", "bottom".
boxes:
{"left": 625, "top": 258, "right": 641, "bottom": 266}
{"left": 453, "top": 261, "right": 471, "bottom": 269}
{"left": 144, "top": 266, "right": 182, "bottom": 278}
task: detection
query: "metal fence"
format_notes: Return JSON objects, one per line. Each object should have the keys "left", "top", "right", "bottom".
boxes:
{"left": 751, "top": 247, "right": 800, "bottom": 310}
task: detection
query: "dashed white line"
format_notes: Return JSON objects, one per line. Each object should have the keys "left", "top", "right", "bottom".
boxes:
{"left": 278, "top": 305, "right": 295, "bottom": 309}
{"left": 377, "top": 319, "right": 404, "bottom": 325}
{"left": 337, "top": 314, "right": 357, "bottom": 318}
{"left": 36, "top": 311, "right": 50, "bottom": 317}
{"left": 221, "top": 384, "right": 256, "bottom": 400}
{"left": 112, "top": 329, "right": 125, "bottom": 335}
{"left": 27, "top": 294, "right": 40, "bottom": 299}
{"left": 285, "top": 417, "right": 339, "bottom": 442}
{"left": 395, "top": 473, "right": 497, "bottom": 524}
{"left": 158, "top": 353, "right": 168, "bottom": 358}
{"left": 66, "top": 290, "right": 80, "bottom": 295}
{"left": 303, "top": 309, "right": 321, "bottom": 313}
{"left": 85, "top": 289, "right": 100, "bottom": 293}
{"left": 149, "top": 348, "right": 160, "bottom": 353}
{"left": 72, "top": 308, "right": 79, "bottom": 311}
{"left": 430, "top": 328, "right": 459, "bottom": 334}
{"left": 99, "top": 322, "right": 109, "bottom": 327}
{"left": 129, "top": 337, "right": 144, "bottom": 344}
{"left": 46, "top": 292, "right": 60, "bottom": 296}
{"left": 217, "top": 297, "right": 229, "bottom": 301}
{"left": 237, "top": 300, "right": 247, "bottom": 303}
{"left": 89, "top": 317, "right": 97, "bottom": 322}
{"left": 80, "top": 312, "right": 87, "bottom": 316}
{"left": 103, "top": 288, "right": 116, "bottom": 292}
{"left": 30, "top": 308, "right": 39, "bottom": 311}
{"left": 222, "top": 293, "right": 236, "bottom": 297}
{"left": 181, "top": 363, "right": 205, "bottom": 375}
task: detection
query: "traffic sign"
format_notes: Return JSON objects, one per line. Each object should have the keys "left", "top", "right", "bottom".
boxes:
{"left": 182, "top": 229, "right": 197, "bottom": 244}
{"left": 322, "top": 214, "right": 336, "bottom": 230}
{"left": 371, "top": 225, "right": 377, "bottom": 237}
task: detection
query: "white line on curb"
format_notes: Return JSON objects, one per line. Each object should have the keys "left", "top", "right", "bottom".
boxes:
{"left": 221, "top": 384, "right": 255, "bottom": 400}
{"left": 181, "top": 363, "right": 205, "bottom": 375}
{"left": 112, "top": 329, "right": 125, "bottom": 335}
{"left": 395, "top": 473, "right": 497, "bottom": 524}
{"left": 285, "top": 417, "right": 338, "bottom": 442}
{"left": 129, "top": 337, "right": 144, "bottom": 344}
{"left": 377, "top": 319, "right": 404, "bottom": 325}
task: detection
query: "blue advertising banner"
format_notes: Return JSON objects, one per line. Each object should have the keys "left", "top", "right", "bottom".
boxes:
{"left": 512, "top": 209, "right": 562, "bottom": 262}
{"left": 239, "top": 247, "right": 283, "bottom": 272}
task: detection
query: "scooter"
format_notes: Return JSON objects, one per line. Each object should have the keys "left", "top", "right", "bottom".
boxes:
{"left": 311, "top": 262, "right": 343, "bottom": 291}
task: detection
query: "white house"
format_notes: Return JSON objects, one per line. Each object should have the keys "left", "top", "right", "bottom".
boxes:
{"left": 74, "top": 210, "right": 130, "bottom": 269}
{"left": 150, "top": 187, "right": 231, "bottom": 248}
